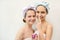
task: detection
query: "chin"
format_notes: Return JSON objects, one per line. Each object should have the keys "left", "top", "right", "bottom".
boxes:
{"left": 41, "top": 18, "right": 45, "bottom": 21}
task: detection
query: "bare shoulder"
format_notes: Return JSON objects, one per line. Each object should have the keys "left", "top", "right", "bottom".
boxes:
{"left": 17, "top": 26, "right": 25, "bottom": 34}
{"left": 16, "top": 26, "right": 25, "bottom": 37}
{"left": 46, "top": 22, "right": 53, "bottom": 29}
{"left": 15, "top": 27, "right": 25, "bottom": 40}
{"left": 46, "top": 22, "right": 53, "bottom": 38}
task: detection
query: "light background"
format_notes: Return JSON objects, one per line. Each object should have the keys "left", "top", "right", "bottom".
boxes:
{"left": 0, "top": 0, "right": 60, "bottom": 40}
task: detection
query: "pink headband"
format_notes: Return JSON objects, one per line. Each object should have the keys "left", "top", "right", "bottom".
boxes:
{"left": 22, "top": 5, "right": 36, "bottom": 17}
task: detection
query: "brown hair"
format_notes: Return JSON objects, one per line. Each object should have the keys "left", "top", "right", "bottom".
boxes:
{"left": 36, "top": 5, "right": 48, "bottom": 14}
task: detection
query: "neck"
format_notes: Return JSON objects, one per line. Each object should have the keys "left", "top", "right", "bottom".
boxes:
{"left": 41, "top": 19, "right": 46, "bottom": 24}
{"left": 25, "top": 23, "right": 32, "bottom": 29}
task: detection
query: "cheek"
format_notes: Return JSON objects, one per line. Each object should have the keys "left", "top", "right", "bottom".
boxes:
{"left": 42, "top": 14, "right": 46, "bottom": 17}
{"left": 33, "top": 18, "right": 36, "bottom": 22}
{"left": 26, "top": 18, "right": 30, "bottom": 21}
{"left": 25, "top": 17, "right": 30, "bottom": 22}
{"left": 36, "top": 13, "right": 39, "bottom": 18}
{"left": 36, "top": 13, "right": 39, "bottom": 16}
{"left": 27, "top": 18, "right": 31, "bottom": 22}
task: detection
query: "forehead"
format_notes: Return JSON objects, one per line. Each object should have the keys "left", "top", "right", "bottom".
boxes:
{"left": 26, "top": 10, "right": 35, "bottom": 15}
{"left": 36, "top": 6, "right": 46, "bottom": 11}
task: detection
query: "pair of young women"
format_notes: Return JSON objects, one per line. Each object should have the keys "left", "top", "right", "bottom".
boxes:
{"left": 16, "top": 3, "right": 53, "bottom": 40}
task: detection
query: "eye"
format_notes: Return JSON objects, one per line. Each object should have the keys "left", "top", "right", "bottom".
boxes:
{"left": 28, "top": 16, "right": 31, "bottom": 18}
{"left": 36, "top": 11, "right": 40, "bottom": 13}
{"left": 41, "top": 11, "right": 45, "bottom": 14}
{"left": 33, "top": 15, "right": 36, "bottom": 17}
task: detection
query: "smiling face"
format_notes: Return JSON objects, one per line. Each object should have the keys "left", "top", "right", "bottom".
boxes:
{"left": 36, "top": 5, "right": 48, "bottom": 21}
{"left": 24, "top": 10, "right": 36, "bottom": 25}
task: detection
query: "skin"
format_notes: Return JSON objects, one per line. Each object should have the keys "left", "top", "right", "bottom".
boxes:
{"left": 36, "top": 6, "right": 53, "bottom": 40}
{"left": 15, "top": 10, "right": 36, "bottom": 40}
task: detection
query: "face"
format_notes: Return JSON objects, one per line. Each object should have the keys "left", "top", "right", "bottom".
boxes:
{"left": 24, "top": 10, "right": 36, "bottom": 25}
{"left": 36, "top": 6, "right": 47, "bottom": 21}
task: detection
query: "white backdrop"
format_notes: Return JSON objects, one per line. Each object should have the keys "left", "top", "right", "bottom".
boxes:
{"left": 0, "top": 0, "right": 60, "bottom": 40}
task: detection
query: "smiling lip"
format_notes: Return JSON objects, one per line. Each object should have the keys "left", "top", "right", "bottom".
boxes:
{"left": 29, "top": 20, "right": 35, "bottom": 22}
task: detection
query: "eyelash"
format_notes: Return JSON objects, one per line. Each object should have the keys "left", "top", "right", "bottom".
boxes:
{"left": 36, "top": 11, "right": 45, "bottom": 14}
{"left": 28, "top": 15, "right": 35, "bottom": 18}
{"left": 33, "top": 15, "right": 35, "bottom": 17}
{"left": 41, "top": 12, "right": 45, "bottom": 13}
{"left": 36, "top": 11, "right": 39, "bottom": 13}
{"left": 28, "top": 16, "right": 31, "bottom": 17}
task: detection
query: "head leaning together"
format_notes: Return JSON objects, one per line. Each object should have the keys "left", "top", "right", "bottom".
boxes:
{"left": 23, "top": 1, "right": 49, "bottom": 23}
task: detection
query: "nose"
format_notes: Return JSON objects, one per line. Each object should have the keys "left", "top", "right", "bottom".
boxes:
{"left": 38, "top": 13, "right": 41, "bottom": 17}
{"left": 39, "top": 12, "right": 43, "bottom": 16}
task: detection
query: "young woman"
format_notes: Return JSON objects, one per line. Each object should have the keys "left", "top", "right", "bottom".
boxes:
{"left": 35, "top": 2, "right": 53, "bottom": 40}
{"left": 15, "top": 7, "right": 36, "bottom": 40}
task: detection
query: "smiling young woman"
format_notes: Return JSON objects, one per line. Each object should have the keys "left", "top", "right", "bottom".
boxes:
{"left": 15, "top": 6, "right": 37, "bottom": 40}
